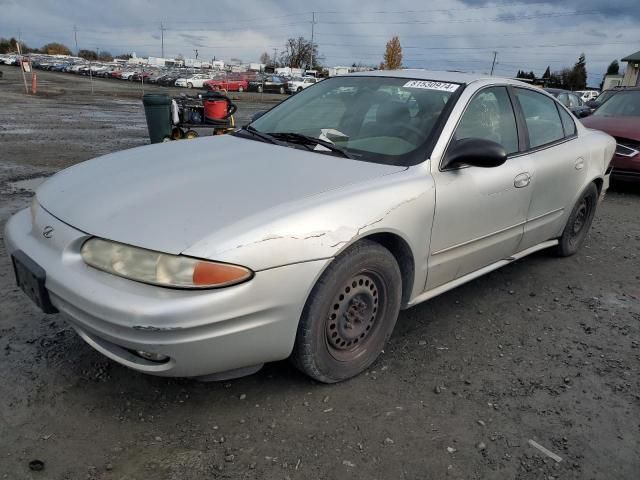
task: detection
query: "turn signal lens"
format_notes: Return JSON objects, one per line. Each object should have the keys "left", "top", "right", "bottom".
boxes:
{"left": 81, "top": 238, "right": 253, "bottom": 289}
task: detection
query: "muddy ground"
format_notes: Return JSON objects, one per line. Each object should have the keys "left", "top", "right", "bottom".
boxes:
{"left": 0, "top": 66, "right": 638, "bottom": 480}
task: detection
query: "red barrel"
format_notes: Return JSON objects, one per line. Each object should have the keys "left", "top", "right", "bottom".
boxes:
{"left": 204, "top": 100, "right": 229, "bottom": 120}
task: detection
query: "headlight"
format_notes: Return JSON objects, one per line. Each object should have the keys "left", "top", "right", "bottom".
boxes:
{"left": 80, "top": 238, "right": 253, "bottom": 289}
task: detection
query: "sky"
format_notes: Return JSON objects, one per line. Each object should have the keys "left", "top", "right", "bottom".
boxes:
{"left": 1, "top": 0, "right": 639, "bottom": 86}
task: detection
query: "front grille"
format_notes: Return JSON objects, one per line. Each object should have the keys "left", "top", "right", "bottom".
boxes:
{"left": 614, "top": 137, "right": 640, "bottom": 158}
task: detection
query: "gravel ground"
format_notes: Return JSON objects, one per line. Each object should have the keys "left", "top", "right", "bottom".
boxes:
{"left": 0, "top": 65, "right": 639, "bottom": 480}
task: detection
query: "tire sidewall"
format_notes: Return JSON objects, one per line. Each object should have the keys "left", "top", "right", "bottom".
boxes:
{"left": 296, "top": 242, "right": 402, "bottom": 382}
{"left": 558, "top": 183, "right": 598, "bottom": 256}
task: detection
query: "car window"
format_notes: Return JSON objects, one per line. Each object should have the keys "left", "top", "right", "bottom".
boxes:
{"left": 248, "top": 76, "right": 460, "bottom": 164}
{"left": 557, "top": 93, "right": 570, "bottom": 107}
{"left": 515, "top": 88, "right": 564, "bottom": 148}
{"left": 593, "top": 90, "right": 640, "bottom": 117}
{"left": 568, "top": 94, "right": 581, "bottom": 108}
{"left": 557, "top": 106, "right": 576, "bottom": 137}
{"left": 453, "top": 86, "right": 519, "bottom": 155}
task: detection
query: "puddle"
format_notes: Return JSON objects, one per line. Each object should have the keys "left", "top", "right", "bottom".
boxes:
{"left": 7, "top": 176, "right": 48, "bottom": 192}
{"left": 0, "top": 128, "right": 37, "bottom": 135}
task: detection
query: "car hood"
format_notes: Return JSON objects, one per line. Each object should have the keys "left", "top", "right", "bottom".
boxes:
{"left": 36, "top": 135, "right": 406, "bottom": 255}
{"left": 581, "top": 115, "right": 640, "bottom": 141}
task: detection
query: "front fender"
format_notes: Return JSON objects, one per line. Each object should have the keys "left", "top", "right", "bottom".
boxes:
{"left": 183, "top": 167, "right": 435, "bottom": 299}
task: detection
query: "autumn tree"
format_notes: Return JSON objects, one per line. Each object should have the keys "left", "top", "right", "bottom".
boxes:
{"left": 41, "top": 42, "right": 72, "bottom": 55}
{"left": 383, "top": 36, "right": 402, "bottom": 70}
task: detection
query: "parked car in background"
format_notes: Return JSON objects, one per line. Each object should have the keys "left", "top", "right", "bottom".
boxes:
{"left": 544, "top": 88, "right": 591, "bottom": 118}
{"left": 582, "top": 87, "right": 640, "bottom": 182}
{"left": 249, "top": 75, "right": 288, "bottom": 94}
{"left": 576, "top": 90, "right": 599, "bottom": 102}
{"left": 175, "top": 74, "right": 211, "bottom": 88}
{"left": 119, "top": 71, "right": 136, "bottom": 80}
{"left": 131, "top": 71, "right": 152, "bottom": 82}
{"left": 204, "top": 76, "right": 248, "bottom": 92}
{"left": 585, "top": 88, "right": 620, "bottom": 111}
{"left": 4, "top": 71, "right": 615, "bottom": 384}
{"left": 288, "top": 76, "right": 318, "bottom": 93}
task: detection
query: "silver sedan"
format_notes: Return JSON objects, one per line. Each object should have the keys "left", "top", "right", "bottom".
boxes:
{"left": 5, "top": 70, "right": 615, "bottom": 383}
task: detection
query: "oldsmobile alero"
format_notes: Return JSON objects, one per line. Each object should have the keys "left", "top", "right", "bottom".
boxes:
{"left": 5, "top": 70, "right": 615, "bottom": 383}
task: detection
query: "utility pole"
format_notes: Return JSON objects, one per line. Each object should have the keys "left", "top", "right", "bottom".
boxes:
{"left": 490, "top": 51, "right": 497, "bottom": 76}
{"left": 310, "top": 12, "right": 316, "bottom": 69}
{"left": 160, "top": 22, "right": 166, "bottom": 58}
{"left": 193, "top": 49, "right": 198, "bottom": 60}
{"left": 273, "top": 48, "right": 278, "bottom": 67}
{"left": 73, "top": 25, "right": 78, "bottom": 55}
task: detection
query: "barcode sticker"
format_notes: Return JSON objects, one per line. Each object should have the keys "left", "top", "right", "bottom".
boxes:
{"left": 403, "top": 80, "right": 459, "bottom": 92}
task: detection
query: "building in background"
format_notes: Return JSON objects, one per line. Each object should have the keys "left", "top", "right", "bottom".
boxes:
{"left": 621, "top": 50, "right": 640, "bottom": 87}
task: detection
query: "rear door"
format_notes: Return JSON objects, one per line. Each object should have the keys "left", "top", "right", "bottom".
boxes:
{"left": 512, "top": 87, "right": 586, "bottom": 249}
{"left": 428, "top": 86, "right": 534, "bottom": 289}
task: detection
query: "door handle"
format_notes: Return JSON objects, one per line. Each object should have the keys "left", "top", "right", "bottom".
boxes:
{"left": 514, "top": 172, "right": 531, "bottom": 188}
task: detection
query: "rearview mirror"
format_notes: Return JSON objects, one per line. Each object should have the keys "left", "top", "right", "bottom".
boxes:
{"left": 443, "top": 138, "right": 508, "bottom": 169}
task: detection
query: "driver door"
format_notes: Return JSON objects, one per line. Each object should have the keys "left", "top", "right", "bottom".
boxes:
{"left": 427, "top": 86, "right": 534, "bottom": 290}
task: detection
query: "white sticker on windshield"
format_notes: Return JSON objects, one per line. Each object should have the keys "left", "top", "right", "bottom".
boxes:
{"left": 403, "top": 80, "right": 459, "bottom": 92}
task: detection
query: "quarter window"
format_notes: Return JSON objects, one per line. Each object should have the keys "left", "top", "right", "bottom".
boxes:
{"left": 515, "top": 88, "right": 564, "bottom": 148}
{"left": 453, "top": 87, "right": 519, "bottom": 155}
{"left": 557, "top": 107, "right": 576, "bottom": 137}
{"left": 568, "top": 94, "right": 581, "bottom": 108}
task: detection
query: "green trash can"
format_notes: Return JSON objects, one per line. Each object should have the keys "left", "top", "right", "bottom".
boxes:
{"left": 142, "top": 94, "right": 172, "bottom": 144}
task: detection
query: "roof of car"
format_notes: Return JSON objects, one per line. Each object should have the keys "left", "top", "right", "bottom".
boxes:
{"left": 544, "top": 88, "right": 575, "bottom": 95}
{"left": 348, "top": 69, "right": 528, "bottom": 86}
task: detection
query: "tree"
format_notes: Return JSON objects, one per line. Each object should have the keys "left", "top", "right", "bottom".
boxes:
{"left": 280, "top": 37, "right": 319, "bottom": 69}
{"left": 41, "top": 42, "right": 71, "bottom": 55}
{"left": 78, "top": 49, "right": 98, "bottom": 61}
{"left": 605, "top": 60, "right": 619, "bottom": 75}
{"left": 383, "top": 36, "right": 402, "bottom": 70}
{"left": 542, "top": 66, "right": 551, "bottom": 79}
{"left": 115, "top": 53, "right": 133, "bottom": 60}
{"left": 567, "top": 53, "right": 587, "bottom": 90}
{"left": 259, "top": 51, "right": 271, "bottom": 65}
{"left": 98, "top": 50, "right": 113, "bottom": 62}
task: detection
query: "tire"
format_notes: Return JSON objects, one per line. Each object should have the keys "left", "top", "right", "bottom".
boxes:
{"left": 291, "top": 240, "right": 402, "bottom": 383}
{"left": 257, "top": 85, "right": 263, "bottom": 93}
{"left": 187, "top": 82, "right": 193, "bottom": 89}
{"left": 185, "top": 130, "right": 199, "bottom": 139}
{"left": 279, "top": 86, "right": 285, "bottom": 94}
{"left": 238, "top": 86, "right": 244, "bottom": 92}
{"left": 555, "top": 183, "right": 599, "bottom": 257}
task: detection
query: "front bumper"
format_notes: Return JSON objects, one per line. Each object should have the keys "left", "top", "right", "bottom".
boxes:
{"left": 4, "top": 206, "right": 328, "bottom": 378}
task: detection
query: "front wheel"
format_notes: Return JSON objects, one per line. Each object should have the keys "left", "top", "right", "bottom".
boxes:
{"left": 187, "top": 82, "right": 193, "bottom": 89}
{"left": 279, "top": 86, "right": 285, "bottom": 94}
{"left": 257, "top": 85, "right": 263, "bottom": 93}
{"left": 238, "top": 86, "right": 244, "bottom": 92}
{"left": 291, "top": 240, "right": 402, "bottom": 383}
{"left": 555, "top": 183, "right": 599, "bottom": 257}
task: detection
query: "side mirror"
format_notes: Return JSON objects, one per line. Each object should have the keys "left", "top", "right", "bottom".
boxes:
{"left": 443, "top": 138, "right": 508, "bottom": 169}
{"left": 251, "top": 111, "right": 266, "bottom": 122}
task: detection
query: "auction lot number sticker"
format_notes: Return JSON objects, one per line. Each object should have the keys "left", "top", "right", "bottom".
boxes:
{"left": 403, "top": 80, "right": 459, "bottom": 92}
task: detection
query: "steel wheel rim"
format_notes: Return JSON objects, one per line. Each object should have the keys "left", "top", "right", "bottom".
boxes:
{"left": 325, "top": 270, "right": 386, "bottom": 362}
{"left": 569, "top": 196, "right": 593, "bottom": 247}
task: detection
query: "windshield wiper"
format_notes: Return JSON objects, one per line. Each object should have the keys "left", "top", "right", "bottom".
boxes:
{"left": 267, "top": 132, "right": 353, "bottom": 158}
{"left": 236, "top": 126, "right": 282, "bottom": 145}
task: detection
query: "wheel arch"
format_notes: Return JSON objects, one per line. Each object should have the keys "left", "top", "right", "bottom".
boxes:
{"left": 357, "top": 232, "right": 415, "bottom": 306}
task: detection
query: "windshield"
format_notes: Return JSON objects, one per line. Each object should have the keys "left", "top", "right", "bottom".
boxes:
{"left": 247, "top": 76, "right": 461, "bottom": 165}
{"left": 594, "top": 90, "right": 640, "bottom": 116}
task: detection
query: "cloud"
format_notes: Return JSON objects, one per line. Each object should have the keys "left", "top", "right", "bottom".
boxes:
{"left": 0, "top": 0, "right": 638, "bottom": 85}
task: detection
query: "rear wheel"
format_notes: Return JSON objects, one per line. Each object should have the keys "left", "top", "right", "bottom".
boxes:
{"left": 291, "top": 240, "right": 402, "bottom": 383}
{"left": 257, "top": 85, "right": 263, "bottom": 93}
{"left": 238, "top": 86, "right": 244, "bottom": 92}
{"left": 555, "top": 183, "right": 598, "bottom": 256}
{"left": 187, "top": 82, "right": 193, "bottom": 89}
{"left": 279, "top": 86, "right": 285, "bottom": 94}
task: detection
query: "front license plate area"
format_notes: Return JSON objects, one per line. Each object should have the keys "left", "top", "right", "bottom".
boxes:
{"left": 11, "top": 250, "right": 58, "bottom": 314}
